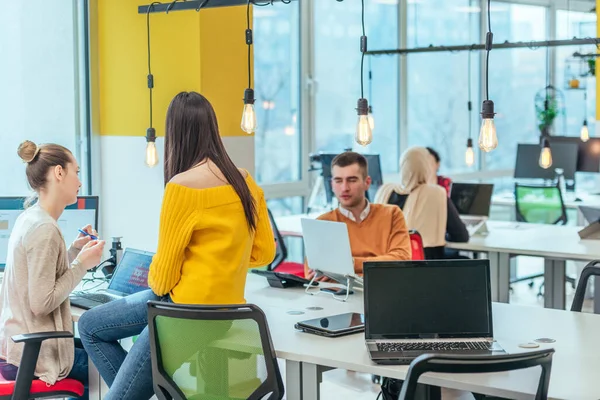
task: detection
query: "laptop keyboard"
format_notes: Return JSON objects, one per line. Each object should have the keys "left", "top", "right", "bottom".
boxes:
{"left": 377, "top": 341, "right": 494, "bottom": 352}
{"left": 70, "top": 292, "right": 116, "bottom": 310}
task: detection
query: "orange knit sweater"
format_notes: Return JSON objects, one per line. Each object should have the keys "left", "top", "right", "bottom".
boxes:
{"left": 304, "top": 204, "right": 412, "bottom": 276}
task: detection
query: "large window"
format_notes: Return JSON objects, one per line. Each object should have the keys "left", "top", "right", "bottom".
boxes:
{"left": 406, "top": 0, "right": 481, "bottom": 174}
{"left": 484, "top": 3, "right": 548, "bottom": 171}
{"left": 556, "top": 10, "right": 596, "bottom": 139}
{"left": 314, "top": 0, "right": 399, "bottom": 174}
{"left": 253, "top": 2, "right": 301, "bottom": 185}
{"left": 0, "top": 1, "right": 89, "bottom": 196}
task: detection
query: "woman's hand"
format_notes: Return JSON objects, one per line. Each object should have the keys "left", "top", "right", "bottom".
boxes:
{"left": 74, "top": 240, "right": 106, "bottom": 271}
{"left": 72, "top": 224, "right": 99, "bottom": 250}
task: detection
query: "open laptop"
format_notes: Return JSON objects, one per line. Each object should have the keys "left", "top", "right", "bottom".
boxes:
{"left": 300, "top": 218, "right": 363, "bottom": 285}
{"left": 364, "top": 259, "right": 505, "bottom": 365}
{"left": 450, "top": 183, "right": 494, "bottom": 236}
{"left": 70, "top": 248, "right": 154, "bottom": 310}
{"left": 579, "top": 205, "right": 600, "bottom": 224}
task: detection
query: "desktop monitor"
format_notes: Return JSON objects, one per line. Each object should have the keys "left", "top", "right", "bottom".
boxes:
{"left": 311, "top": 152, "right": 383, "bottom": 204}
{"left": 450, "top": 183, "right": 494, "bottom": 217}
{"left": 548, "top": 136, "right": 600, "bottom": 173}
{"left": 514, "top": 142, "right": 578, "bottom": 180}
{"left": 0, "top": 196, "right": 99, "bottom": 270}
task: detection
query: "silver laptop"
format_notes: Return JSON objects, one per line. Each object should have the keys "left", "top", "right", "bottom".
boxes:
{"left": 70, "top": 248, "right": 154, "bottom": 309}
{"left": 579, "top": 205, "right": 600, "bottom": 224}
{"left": 300, "top": 218, "right": 363, "bottom": 285}
{"left": 364, "top": 259, "right": 505, "bottom": 365}
{"left": 450, "top": 183, "right": 494, "bottom": 236}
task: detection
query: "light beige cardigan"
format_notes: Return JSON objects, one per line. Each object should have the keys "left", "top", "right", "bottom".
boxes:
{"left": 0, "top": 205, "right": 86, "bottom": 384}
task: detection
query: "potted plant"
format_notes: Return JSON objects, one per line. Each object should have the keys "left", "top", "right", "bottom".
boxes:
{"left": 587, "top": 58, "right": 596, "bottom": 77}
{"left": 536, "top": 95, "right": 560, "bottom": 136}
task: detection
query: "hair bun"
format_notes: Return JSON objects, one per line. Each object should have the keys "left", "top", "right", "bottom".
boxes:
{"left": 17, "top": 140, "right": 40, "bottom": 163}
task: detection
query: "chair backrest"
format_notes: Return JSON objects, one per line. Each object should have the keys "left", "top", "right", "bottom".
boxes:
{"left": 399, "top": 350, "right": 555, "bottom": 400}
{"left": 409, "top": 230, "right": 425, "bottom": 261}
{"left": 267, "top": 209, "right": 286, "bottom": 270}
{"left": 515, "top": 183, "right": 567, "bottom": 225}
{"left": 147, "top": 301, "right": 284, "bottom": 400}
{"left": 571, "top": 260, "right": 600, "bottom": 312}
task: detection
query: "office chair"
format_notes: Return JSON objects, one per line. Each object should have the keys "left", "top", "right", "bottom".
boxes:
{"left": 409, "top": 230, "right": 425, "bottom": 261}
{"left": 267, "top": 209, "right": 305, "bottom": 278}
{"left": 513, "top": 183, "right": 574, "bottom": 295}
{"left": 400, "top": 350, "right": 555, "bottom": 400}
{"left": 571, "top": 260, "right": 600, "bottom": 312}
{"left": 148, "top": 301, "right": 284, "bottom": 400}
{"left": 0, "top": 332, "right": 84, "bottom": 399}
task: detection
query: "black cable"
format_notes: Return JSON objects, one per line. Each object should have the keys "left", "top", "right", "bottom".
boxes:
{"left": 247, "top": 0, "right": 252, "bottom": 90}
{"left": 360, "top": 0, "right": 366, "bottom": 99}
{"left": 484, "top": 0, "right": 491, "bottom": 101}
{"left": 468, "top": 49, "right": 472, "bottom": 139}
{"left": 147, "top": 2, "right": 161, "bottom": 129}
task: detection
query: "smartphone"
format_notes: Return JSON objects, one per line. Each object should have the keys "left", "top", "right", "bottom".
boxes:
{"left": 320, "top": 287, "right": 354, "bottom": 296}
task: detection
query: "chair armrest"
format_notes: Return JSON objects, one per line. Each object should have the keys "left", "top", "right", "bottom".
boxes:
{"left": 280, "top": 230, "right": 303, "bottom": 238}
{"left": 12, "top": 331, "right": 73, "bottom": 344}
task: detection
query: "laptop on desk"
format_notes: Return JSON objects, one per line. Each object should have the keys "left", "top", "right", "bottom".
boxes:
{"left": 450, "top": 183, "right": 494, "bottom": 236}
{"left": 70, "top": 248, "right": 154, "bottom": 310}
{"left": 363, "top": 259, "right": 505, "bottom": 365}
{"left": 300, "top": 218, "right": 363, "bottom": 285}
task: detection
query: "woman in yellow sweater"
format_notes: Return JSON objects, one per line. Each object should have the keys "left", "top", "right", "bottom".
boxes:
{"left": 78, "top": 92, "right": 275, "bottom": 400}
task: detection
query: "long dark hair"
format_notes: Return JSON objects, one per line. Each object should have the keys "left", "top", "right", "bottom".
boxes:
{"left": 164, "top": 92, "right": 257, "bottom": 231}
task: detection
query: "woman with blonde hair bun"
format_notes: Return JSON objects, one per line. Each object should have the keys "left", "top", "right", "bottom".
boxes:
{"left": 0, "top": 140, "right": 104, "bottom": 399}
{"left": 374, "top": 146, "right": 468, "bottom": 259}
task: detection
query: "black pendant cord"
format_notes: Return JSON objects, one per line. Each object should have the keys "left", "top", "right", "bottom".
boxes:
{"left": 360, "top": 0, "right": 366, "bottom": 100}
{"left": 146, "top": 2, "right": 162, "bottom": 132}
{"left": 368, "top": 55, "right": 373, "bottom": 108}
{"left": 247, "top": 0, "right": 252, "bottom": 90}
{"left": 468, "top": 49, "right": 472, "bottom": 140}
{"left": 484, "top": 0, "right": 491, "bottom": 101}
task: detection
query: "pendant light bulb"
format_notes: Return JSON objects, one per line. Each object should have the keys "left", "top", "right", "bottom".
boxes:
{"left": 241, "top": 88, "right": 257, "bottom": 134}
{"left": 581, "top": 120, "right": 590, "bottom": 142}
{"left": 478, "top": 100, "right": 498, "bottom": 152}
{"left": 539, "top": 138, "right": 553, "bottom": 169}
{"left": 145, "top": 128, "right": 158, "bottom": 168}
{"left": 355, "top": 98, "right": 373, "bottom": 146}
{"left": 465, "top": 138, "right": 475, "bottom": 167}
{"left": 367, "top": 105, "right": 375, "bottom": 130}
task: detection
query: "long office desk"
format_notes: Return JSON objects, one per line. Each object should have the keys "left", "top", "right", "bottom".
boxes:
{"left": 275, "top": 215, "right": 600, "bottom": 311}
{"left": 73, "top": 275, "right": 600, "bottom": 400}
{"left": 492, "top": 192, "right": 600, "bottom": 210}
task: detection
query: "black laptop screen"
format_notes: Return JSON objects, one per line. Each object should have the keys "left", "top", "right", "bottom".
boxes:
{"left": 107, "top": 249, "right": 154, "bottom": 295}
{"left": 450, "top": 183, "right": 494, "bottom": 217}
{"left": 364, "top": 260, "right": 493, "bottom": 339}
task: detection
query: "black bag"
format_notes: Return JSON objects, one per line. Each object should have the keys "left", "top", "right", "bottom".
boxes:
{"left": 378, "top": 377, "right": 404, "bottom": 400}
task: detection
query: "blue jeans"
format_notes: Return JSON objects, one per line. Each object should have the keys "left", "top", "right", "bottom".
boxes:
{"left": 0, "top": 339, "right": 88, "bottom": 400}
{"left": 77, "top": 289, "right": 164, "bottom": 400}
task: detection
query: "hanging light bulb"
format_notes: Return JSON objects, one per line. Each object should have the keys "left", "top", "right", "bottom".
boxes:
{"left": 465, "top": 138, "right": 475, "bottom": 167}
{"left": 367, "top": 105, "right": 375, "bottom": 130}
{"left": 539, "top": 137, "right": 553, "bottom": 169}
{"left": 145, "top": 128, "right": 158, "bottom": 167}
{"left": 355, "top": 98, "right": 373, "bottom": 146}
{"left": 478, "top": 100, "right": 498, "bottom": 152}
{"left": 581, "top": 120, "right": 590, "bottom": 142}
{"left": 241, "top": 88, "right": 257, "bottom": 134}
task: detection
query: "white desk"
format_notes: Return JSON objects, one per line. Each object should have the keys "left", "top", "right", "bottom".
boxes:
{"left": 492, "top": 192, "right": 600, "bottom": 210}
{"left": 275, "top": 215, "right": 600, "bottom": 311}
{"left": 245, "top": 274, "right": 600, "bottom": 400}
{"left": 72, "top": 275, "right": 600, "bottom": 400}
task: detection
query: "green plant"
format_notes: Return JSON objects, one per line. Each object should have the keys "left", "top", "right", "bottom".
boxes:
{"left": 588, "top": 58, "right": 596, "bottom": 77}
{"left": 535, "top": 95, "right": 560, "bottom": 134}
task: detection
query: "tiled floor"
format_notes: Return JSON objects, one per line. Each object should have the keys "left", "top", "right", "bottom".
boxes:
{"left": 293, "top": 256, "right": 595, "bottom": 400}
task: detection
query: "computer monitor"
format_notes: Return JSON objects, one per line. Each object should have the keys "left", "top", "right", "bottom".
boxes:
{"left": 450, "top": 183, "right": 494, "bottom": 217}
{"left": 514, "top": 142, "right": 579, "bottom": 180}
{"left": 548, "top": 136, "right": 600, "bottom": 173}
{"left": 0, "top": 196, "right": 99, "bottom": 270}
{"left": 311, "top": 152, "right": 383, "bottom": 205}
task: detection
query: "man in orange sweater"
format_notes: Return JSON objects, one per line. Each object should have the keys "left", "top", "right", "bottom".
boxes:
{"left": 305, "top": 152, "right": 412, "bottom": 280}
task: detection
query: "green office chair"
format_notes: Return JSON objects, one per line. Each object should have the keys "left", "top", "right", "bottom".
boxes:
{"left": 515, "top": 183, "right": 567, "bottom": 225}
{"left": 148, "top": 301, "right": 284, "bottom": 400}
{"left": 513, "top": 183, "right": 574, "bottom": 295}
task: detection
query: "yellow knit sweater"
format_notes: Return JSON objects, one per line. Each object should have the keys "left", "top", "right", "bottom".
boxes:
{"left": 148, "top": 174, "right": 275, "bottom": 304}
